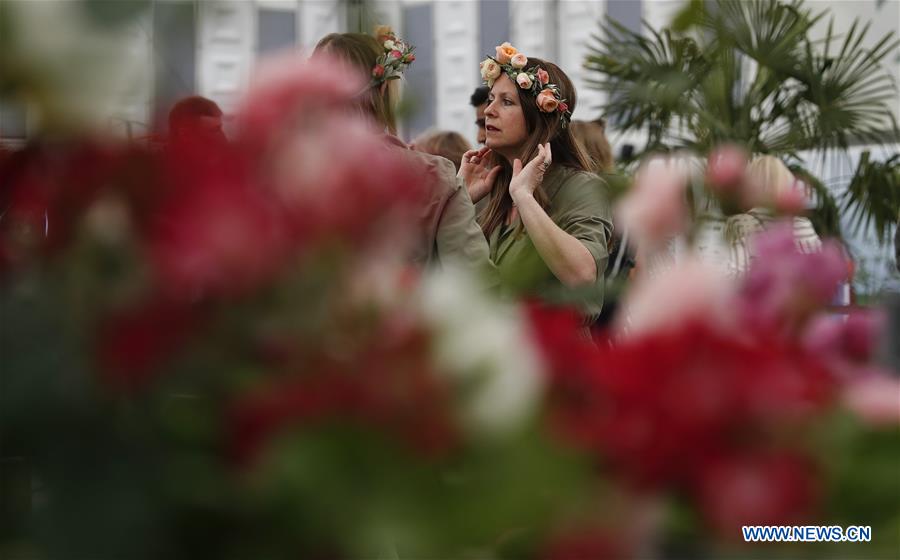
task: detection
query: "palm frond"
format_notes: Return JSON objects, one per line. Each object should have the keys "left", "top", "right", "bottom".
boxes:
{"left": 840, "top": 153, "right": 900, "bottom": 243}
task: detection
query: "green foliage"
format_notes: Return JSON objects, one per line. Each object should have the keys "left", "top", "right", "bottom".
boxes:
{"left": 585, "top": 0, "right": 900, "bottom": 241}
{"left": 841, "top": 153, "right": 900, "bottom": 244}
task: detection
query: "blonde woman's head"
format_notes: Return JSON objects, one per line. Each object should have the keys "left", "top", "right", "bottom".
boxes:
{"left": 747, "top": 155, "right": 794, "bottom": 199}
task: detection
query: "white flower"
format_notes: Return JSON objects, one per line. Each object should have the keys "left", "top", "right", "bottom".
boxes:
{"left": 479, "top": 58, "right": 501, "bottom": 85}
{"left": 419, "top": 266, "right": 544, "bottom": 438}
{"left": 383, "top": 40, "right": 395, "bottom": 50}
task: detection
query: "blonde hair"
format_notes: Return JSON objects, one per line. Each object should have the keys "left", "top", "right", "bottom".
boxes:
{"left": 747, "top": 155, "right": 794, "bottom": 199}
{"left": 411, "top": 130, "right": 472, "bottom": 172}
{"left": 314, "top": 33, "right": 400, "bottom": 135}
{"left": 569, "top": 119, "right": 614, "bottom": 173}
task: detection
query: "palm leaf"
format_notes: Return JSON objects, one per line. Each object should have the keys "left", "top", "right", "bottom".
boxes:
{"left": 840, "top": 152, "right": 900, "bottom": 243}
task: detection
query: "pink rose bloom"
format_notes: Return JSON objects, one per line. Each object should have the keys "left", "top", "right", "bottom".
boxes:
{"left": 495, "top": 42, "right": 517, "bottom": 64}
{"left": 389, "top": 49, "right": 402, "bottom": 59}
{"left": 558, "top": 102, "right": 568, "bottom": 113}
{"left": 515, "top": 72, "right": 533, "bottom": 89}
{"left": 615, "top": 156, "right": 689, "bottom": 249}
{"left": 842, "top": 371, "right": 900, "bottom": 426}
{"left": 536, "top": 89, "right": 559, "bottom": 112}
{"left": 372, "top": 64, "right": 385, "bottom": 78}
{"left": 536, "top": 68, "right": 550, "bottom": 85}
{"left": 510, "top": 53, "right": 528, "bottom": 69}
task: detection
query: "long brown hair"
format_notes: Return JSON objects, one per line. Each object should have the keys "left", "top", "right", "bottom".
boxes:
{"left": 570, "top": 118, "right": 614, "bottom": 173}
{"left": 480, "top": 58, "right": 592, "bottom": 239}
{"left": 314, "top": 33, "right": 399, "bottom": 135}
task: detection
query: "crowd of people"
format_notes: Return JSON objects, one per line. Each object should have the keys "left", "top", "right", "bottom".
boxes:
{"left": 27, "top": 27, "right": 880, "bottom": 327}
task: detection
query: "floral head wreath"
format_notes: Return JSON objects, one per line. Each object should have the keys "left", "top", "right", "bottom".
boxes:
{"left": 371, "top": 25, "right": 415, "bottom": 86}
{"left": 479, "top": 42, "right": 572, "bottom": 128}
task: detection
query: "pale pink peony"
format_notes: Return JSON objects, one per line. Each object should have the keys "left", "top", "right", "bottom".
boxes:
{"left": 615, "top": 156, "right": 690, "bottom": 250}
{"left": 842, "top": 371, "right": 900, "bottom": 426}
{"left": 706, "top": 144, "right": 748, "bottom": 192}
{"left": 618, "top": 256, "right": 737, "bottom": 337}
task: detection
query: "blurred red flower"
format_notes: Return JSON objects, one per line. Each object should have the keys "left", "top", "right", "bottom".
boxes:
{"left": 694, "top": 450, "right": 820, "bottom": 537}
{"left": 531, "top": 307, "right": 834, "bottom": 492}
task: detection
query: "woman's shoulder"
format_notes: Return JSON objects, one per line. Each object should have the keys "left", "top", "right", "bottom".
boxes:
{"left": 550, "top": 167, "right": 608, "bottom": 198}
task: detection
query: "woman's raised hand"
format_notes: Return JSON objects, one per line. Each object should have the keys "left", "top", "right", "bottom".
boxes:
{"left": 458, "top": 146, "right": 500, "bottom": 203}
{"left": 509, "top": 143, "right": 552, "bottom": 205}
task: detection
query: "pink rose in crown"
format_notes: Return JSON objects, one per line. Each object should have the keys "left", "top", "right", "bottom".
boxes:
{"left": 510, "top": 53, "right": 528, "bottom": 69}
{"left": 495, "top": 42, "right": 517, "bottom": 65}
{"left": 404, "top": 54, "right": 415, "bottom": 63}
{"left": 390, "top": 50, "right": 402, "bottom": 59}
{"left": 536, "top": 89, "right": 559, "bottom": 113}
{"left": 558, "top": 102, "right": 568, "bottom": 113}
{"left": 536, "top": 68, "right": 550, "bottom": 85}
{"left": 516, "top": 72, "right": 533, "bottom": 89}
{"left": 372, "top": 64, "right": 385, "bottom": 78}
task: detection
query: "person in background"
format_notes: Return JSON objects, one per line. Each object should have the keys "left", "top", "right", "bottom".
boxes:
{"left": 167, "top": 95, "right": 227, "bottom": 150}
{"left": 570, "top": 118, "right": 633, "bottom": 329}
{"left": 470, "top": 86, "right": 489, "bottom": 146}
{"left": 569, "top": 118, "right": 613, "bottom": 174}
{"left": 726, "top": 155, "right": 823, "bottom": 275}
{"left": 460, "top": 43, "right": 612, "bottom": 323}
{"left": 314, "top": 29, "right": 494, "bottom": 277}
{"left": 895, "top": 210, "right": 900, "bottom": 274}
{"left": 411, "top": 130, "right": 471, "bottom": 173}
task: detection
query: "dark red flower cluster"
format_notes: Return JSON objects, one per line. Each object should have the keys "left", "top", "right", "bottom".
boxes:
{"left": 528, "top": 305, "right": 835, "bottom": 536}
{"left": 229, "top": 322, "right": 458, "bottom": 467}
{"left": 0, "top": 140, "right": 135, "bottom": 272}
{"left": 228, "top": 323, "right": 459, "bottom": 468}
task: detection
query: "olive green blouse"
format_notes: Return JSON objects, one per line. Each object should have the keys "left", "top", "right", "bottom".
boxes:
{"left": 487, "top": 166, "right": 613, "bottom": 321}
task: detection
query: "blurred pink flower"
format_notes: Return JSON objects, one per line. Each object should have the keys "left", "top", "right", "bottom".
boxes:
{"left": 803, "top": 310, "right": 885, "bottom": 373}
{"left": 237, "top": 52, "right": 365, "bottom": 152}
{"left": 695, "top": 451, "right": 819, "bottom": 538}
{"left": 842, "top": 371, "right": 900, "bottom": 426}
{"left": 616, "top": 156, "right": 689, "bottom": 250}
{"left": 617, "top": 256, "right": 736, "bottom": 337}
{"left": 773, "top": 180, "right": 809, "bottom": 214}
{"left": 739, "top": 223, "right": 848, "bottom": 334}
{"left": 706, "top": 144, "right": 748, "bottom": 194}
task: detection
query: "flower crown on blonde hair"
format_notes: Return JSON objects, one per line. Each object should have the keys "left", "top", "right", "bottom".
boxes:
{"left": 371, "top": 25, "right": 415, "bottom": 85}
{"left": 479, "top": 42, "right": 572, "bottom": 128}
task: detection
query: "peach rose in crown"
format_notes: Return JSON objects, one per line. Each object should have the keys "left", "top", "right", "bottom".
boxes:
{"left": 536, "top": 68, "right": 550, "bottom": 85}
{"left": 536, "top": 89, "right": 559, "bottom": 112}
{"left": 480, "top": 58, "right": 502, "bottom": 84}
{"left": 510, "top": 53, "right": 528, "bottom": 69}
{"left": 495, "top": 42, "right": 517, "bottom": 65}
{"left": 516, "top": 72, "right": 533, "bottom": 89}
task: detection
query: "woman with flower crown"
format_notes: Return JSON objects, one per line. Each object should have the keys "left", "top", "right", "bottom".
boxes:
{"left": 313, "top": 29, "right": 493, "bottom": 277}
{"left": 460, "top": 43, "right": 612, "bottom": 321}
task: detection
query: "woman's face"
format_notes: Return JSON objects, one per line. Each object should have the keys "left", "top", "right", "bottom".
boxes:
{"left": 484, "top": 75, "right": 528, "bottom": 159}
